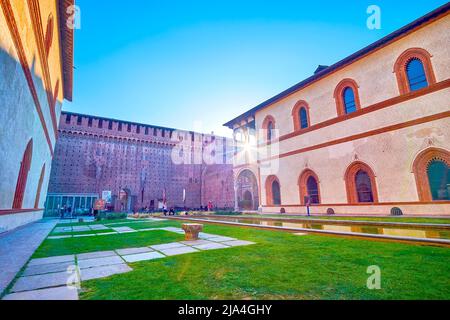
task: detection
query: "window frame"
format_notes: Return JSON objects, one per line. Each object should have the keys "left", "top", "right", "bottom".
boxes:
{"left": 394, "top": 48, "right": 436, "bottom": 95}
{"left": 292, "top": 100, "right": 311, "bottom": 131}
{"left": 334, "top": 78, "right": 361, "bottom": 117}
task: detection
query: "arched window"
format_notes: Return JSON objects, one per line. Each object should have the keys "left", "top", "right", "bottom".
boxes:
{"left": 355, "top": 170, "right": 374, "bottom": 203}
{"left": 334, "top": 79, "right": 361, "bottom": 116}
{"left": 267, "top": 121, "right": 273, "bottom": 141}
{"left": 343, "top": 87, "right": 357, "bottom": 114}
{"left": 34, "top": 164, "right": 46, "bottom": 208}
{"left": 272, "top": 180, "right": 281, "bottom": 205}
{"left": 265, "top": 175, "right": 281, "bottom": 206}
{"left": 298, "top": 169, "right": 321, "bottom": 205}
{"left": 406, "top": 58, "right": 428, "bottom": 91}
{"left": 13, "top": 139, "right": 33, "bottom": 209}
{"left": 427, "top": 160, "right": 449, "bottom": 201}
{"left": 299, "top": 108, "right": 309, "bottom": 129}
{"left": 394, "top": 48, "right": 436, "bottom": 95}
{"left": 413, "top": 148, "right": 450, "bottom": 201}
{"left": 262, "top": 116, "right": 276, "bottom": 143}
{"left": 292, "top": 100, "right": 311, "bottom": 131}
{"left": 345, "top": 161, "right": 378, "bottom": 204}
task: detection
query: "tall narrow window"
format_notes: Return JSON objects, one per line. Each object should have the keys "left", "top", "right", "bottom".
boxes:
{"left": 343, "top": 87, "right": 357, "bottom": 114}
{"left": 427, "top": 160, "right": 449, "bottom": 201}
{"left": 13, "top": 140, "right": 33, "bottom": 209}
{"left": 306, "top": 176, "right": 320, "bottom": 204}
{"left": 108, "top": 121, "right": 113, "bottom": 130}
{"left": 34, "top": 164, "right": 46, "bottom": 208}
{"left": 299, "top": 169, "right": 321, "bottom": 205}
{"left": 65, "top": 114, "right": 71, "bottom": 124}
{"left": 262, "top": 116, "right": 276, "bottom": 143}
{"left": 272, "top": 180, "right": 281, "bottom": 205}
{"left": 98, "top": 119, "right": 103, "bottom": 129}
{"left": 355, "top": 170, "right": 374, "bottom": 203}
{"left": 77, "top": 116, "right": 82, "bottom": 125}
{"left": 334, "top": 79, "right": 361, "bottom": 116}
{"left": 118, "top": 123, "right": 122, "bottom": 131}
{"left": 345, "top": 161, "right": 378, "bottom": 204}
{"left": 299, "top": 108, "right": 309, "bottom": 129}
{"left": 267, "top": 121, "right": 273, "bottom": 141}
{"left": 406, "top": 58, "right": 428, "bottom": 91}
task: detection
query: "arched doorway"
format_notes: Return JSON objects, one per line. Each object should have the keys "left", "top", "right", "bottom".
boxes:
{"left": 413, "top": 148, "right": 450, "bottom": 201}
{"left": 237, "top": 169, "right": 259, "bottom": 210}
{"left": 119, "top": 188, "right": 131, "bottom": 212}
{"left": 242, "top": 190, "right": 253, "bottom": 210}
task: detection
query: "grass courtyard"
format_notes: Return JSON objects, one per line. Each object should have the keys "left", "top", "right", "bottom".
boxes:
{"left": 23, "top": 218, "right": 450, "bottom": 300}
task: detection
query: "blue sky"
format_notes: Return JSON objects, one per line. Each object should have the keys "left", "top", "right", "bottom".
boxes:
{"left": 67, "top": 0, "right": 448, "bottom": 137}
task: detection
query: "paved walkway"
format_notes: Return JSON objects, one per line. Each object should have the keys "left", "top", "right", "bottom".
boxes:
{"left": 0, "top": 219, "right": 58, "bottom": 296}
{"left": 2, "top": 227, "right": 255, "bottom": 300}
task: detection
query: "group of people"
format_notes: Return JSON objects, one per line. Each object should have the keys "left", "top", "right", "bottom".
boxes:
{"left": 59, "top": 205, "right": 73, "bottom": 219}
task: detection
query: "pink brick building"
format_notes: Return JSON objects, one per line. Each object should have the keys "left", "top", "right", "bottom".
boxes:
{"left": 45, "top": 112, "right": 234, "bottom": 215}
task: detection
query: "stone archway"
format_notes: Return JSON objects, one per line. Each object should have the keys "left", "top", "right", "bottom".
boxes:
{"left": 119, "top": 188, "right": 132, "bottom": 212}
{"left": 236, "top": 169, "right": 259, "bottom": 211}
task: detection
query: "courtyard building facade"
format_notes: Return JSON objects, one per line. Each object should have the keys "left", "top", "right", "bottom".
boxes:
{"left": 0, "top": 0, "right": 74, "bottom": 232}
{"left": 45, "top": 112, "right": 234, "bottom": 215}
{"left": 225, "top": 4, "right": 450, "bottom": 216}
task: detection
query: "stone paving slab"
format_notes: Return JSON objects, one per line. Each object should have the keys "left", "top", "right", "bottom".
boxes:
{"left": 207, "top": 236, "right": 237, "bottom": 242}
{"left": 111, "top": 227, "right": 136, "bottom": 233}
{"left": 122, "top": 252, "right": 165, "bottom": 263}
{"left": 220, "top": 240, "right": 256, "bottom": 247}
{"left": 160, "top": 227, "right": 184, "bottom": 233}
{"left": 3, "top": 286, "right": 79, "bottom": 300}
{"left": 199, "top": 233, "right": 219, "bottom": 239}
{"left": 89, "top": 225, "right": 109, "bottom": 230}
{"left": 72, "top": 226, "right": 91, "bottom": 232}
{"left": 160, "top": 246, "right": 199, "bottom": 256}
{"left": 12, "top": 270, "right": 79, "bottom": 293}
{"left": 0, "top": 219, "right": 59, "bottom": 295}
{"left": 48, "top": 235, "right": 72, "bottom": 240}
{"left": 96, "top": 232, "right": 119, "bottom": 236}
{"left": 116, "top": 247, "right": 154, "bottom": 256}
{"left": 53, "top": 227, "right": 72, "bottom": 233}
{"left": 80, "top": 264, "right": 132, "bottom": 281}
{"left": 150, "top": 242, "right": 188, "bottom": 251}
{"left": 137, "top": 228, "right": 161, "bottom": 232}
{"left": 78, "top": 256, "right": 124, "bottom": 269}
{"left": 22, "top": 261, "right": 75, "bottom": 277}
{"left": 180, "top": 240, "right": 214, "bottom": 246}
{"left": 77, "top": 251, "right": 117, "bottom": 261}
{"left": 193, "top": 242, "right": 230, "bottom": 251}
{"left": 28, "top": 255, "right": 75, "bottom": 267}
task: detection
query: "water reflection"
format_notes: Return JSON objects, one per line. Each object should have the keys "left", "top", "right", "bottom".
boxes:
{"left": 199, "top": 217, "right": 449, "bottom": 240}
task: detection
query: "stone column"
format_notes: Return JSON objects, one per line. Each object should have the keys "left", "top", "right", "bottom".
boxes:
{"left": 234, "top": 180, "right": 239, "bottom": 212}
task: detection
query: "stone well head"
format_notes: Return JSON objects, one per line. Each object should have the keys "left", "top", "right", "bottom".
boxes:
{"left": 182, "top": 224, "right": 204, "bottom": 241}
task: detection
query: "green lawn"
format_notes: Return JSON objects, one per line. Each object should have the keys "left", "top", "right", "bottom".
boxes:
{"left": 68, "top": 221, "right": 450, "bottom": 300}
{"left": 34, "top": 229, "right": 184, "bottom": 258}
{"left": 236, "top": 215, "right": 450, "bottom": 224}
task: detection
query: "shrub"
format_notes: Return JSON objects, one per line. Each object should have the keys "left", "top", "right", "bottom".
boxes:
{"left": 96, "top": 212, "right": 127, "bottom": 221}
